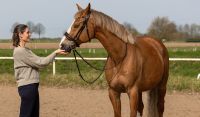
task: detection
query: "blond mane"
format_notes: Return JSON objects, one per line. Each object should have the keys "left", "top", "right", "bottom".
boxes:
{"left": 91, "top": 10, "right": 135, "bottom": 44}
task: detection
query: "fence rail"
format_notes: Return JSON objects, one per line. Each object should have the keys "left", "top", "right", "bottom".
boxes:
{"left": 1, "top": 57, "right": 200, "bottom": 77}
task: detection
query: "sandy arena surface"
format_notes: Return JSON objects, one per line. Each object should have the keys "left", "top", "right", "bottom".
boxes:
{"left": 0, "top": 85, "right": 200, "bottom": 117}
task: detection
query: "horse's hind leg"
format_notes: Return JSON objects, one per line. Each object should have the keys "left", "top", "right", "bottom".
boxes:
{"left": 137, "top": 92, "right": 144, "bottom": 116}
{"left": 108, "top": 88, "right": 121, "bottom": 117}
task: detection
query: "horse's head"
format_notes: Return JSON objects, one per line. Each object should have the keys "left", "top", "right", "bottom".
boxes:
{"left": 60, "top": 3, "right": 95, "bottom": 52}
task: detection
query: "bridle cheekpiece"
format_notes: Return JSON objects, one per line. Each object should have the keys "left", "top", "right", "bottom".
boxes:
{"left": 64, "top": 12, "right": 91, "bottom": 47}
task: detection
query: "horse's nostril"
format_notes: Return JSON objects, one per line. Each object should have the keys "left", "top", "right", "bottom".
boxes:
{"left": 60, "top": 44, "right": 65, "bottom": 50}
{"left": 60, "top": 44, "right": 76, "bottom": 52}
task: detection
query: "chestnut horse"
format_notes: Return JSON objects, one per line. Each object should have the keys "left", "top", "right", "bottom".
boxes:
{"left": 60, "top": 3, "right": 169, "bottom": 117}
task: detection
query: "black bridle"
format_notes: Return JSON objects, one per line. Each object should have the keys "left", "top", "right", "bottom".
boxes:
{"left": 64, "top": 12, "right": 91, "bottom": 47}
{"left": 63, "top": 12, "right": 106, "bottom": 84}
{"left": 63, "top": 12, "right": 128, "bottom": 84}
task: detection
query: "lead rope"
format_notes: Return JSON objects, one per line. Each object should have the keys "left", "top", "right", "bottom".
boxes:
{"left": 74, "top": 50, "right": 106, "bottom": 71}
{"left": 72, "top": 42, "right": 128, "bottom": 84}
{"left": 72, "top": 50, "right": 106, "bottom": 84}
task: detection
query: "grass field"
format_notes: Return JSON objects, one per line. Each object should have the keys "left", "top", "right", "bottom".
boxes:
{"left": 1, "top": 47, "right": 200, "bottom": 91}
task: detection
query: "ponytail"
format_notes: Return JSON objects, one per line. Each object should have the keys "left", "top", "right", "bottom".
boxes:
{"left": 12, "top": 24, "right": 28, "bottom": 47}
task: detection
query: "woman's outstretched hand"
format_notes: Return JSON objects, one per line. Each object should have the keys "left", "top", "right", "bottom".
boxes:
{"left": 55, "top": 49, "right": 69, "bottom": 55}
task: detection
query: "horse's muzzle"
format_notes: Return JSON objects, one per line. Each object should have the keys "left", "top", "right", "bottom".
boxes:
{"left": 60, "top": 43, "right": 76, "bottom": 52}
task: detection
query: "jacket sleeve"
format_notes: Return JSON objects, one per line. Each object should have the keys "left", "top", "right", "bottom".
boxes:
{"left": 19, "top": 49, "right": 57, "bottom": 69}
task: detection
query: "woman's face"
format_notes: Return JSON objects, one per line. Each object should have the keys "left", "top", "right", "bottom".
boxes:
{"left": 19, "top": 28, "right": 31, "bottom": 42}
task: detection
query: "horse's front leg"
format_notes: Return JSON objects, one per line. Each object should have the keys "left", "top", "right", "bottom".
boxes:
{"left": 128, "top": 87, "right": 139, "bottom": 117}
{"left": 108, "top": 88, "right": 121, "bottom": 117}
{"left": 137, "top": 92, "right": 144, "bottom": 116}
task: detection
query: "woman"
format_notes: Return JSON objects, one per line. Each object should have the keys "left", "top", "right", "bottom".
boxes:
{"left": 12, "top": 24, "right": 67, "bottom": 117}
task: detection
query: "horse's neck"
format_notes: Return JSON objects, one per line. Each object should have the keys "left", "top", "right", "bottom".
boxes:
{"left": 95, "top": 27, "right": 126, "bottom": 64}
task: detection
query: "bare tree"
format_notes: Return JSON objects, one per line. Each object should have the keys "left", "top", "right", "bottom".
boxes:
{"left": 123, "top": 22, "right": 139, "bottom": 35}
{"left": 34, "top": 23, "right": 45, "bottom": 39}
{"left": 190, "top": 24, "right": 200, "bottom": 38}
{"left": 26, "top": 21, "right": 35, "bottom": 33}
{"left": 147, "top": 16, "right": 177, "bottom": 41}
{"left": 178, "top": 23, "right": 200, "bottom": 40}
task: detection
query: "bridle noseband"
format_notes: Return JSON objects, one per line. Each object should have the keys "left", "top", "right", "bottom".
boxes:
{"left": 64, "top": 12, "right": 91, "bottom": 47}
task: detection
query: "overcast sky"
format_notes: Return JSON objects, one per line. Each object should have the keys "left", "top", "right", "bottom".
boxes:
{"left": 0, "top": 0, "right": 200, "bottom": 39}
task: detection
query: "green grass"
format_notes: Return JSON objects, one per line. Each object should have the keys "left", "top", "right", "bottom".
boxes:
{"left": 168, "top": 47, "right": 200, "bottom": 58}
{"left": 1, "top": 47, "right": 200, "bottom": 91}
{"left": 0, "top": 73, "right": 108, "bottom": 89}
{"left": 167, "top": 74, "right": 200, "bottom": 92}
{"left": 0, "top": 48, "right": 108, "bottom": 89}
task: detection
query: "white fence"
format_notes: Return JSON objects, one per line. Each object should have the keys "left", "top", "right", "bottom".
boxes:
{"left": 1, "top": 57, "right": 200, "bottom": 78}
{"left": 0, "top": 57, "right": 107, "bottom": 76}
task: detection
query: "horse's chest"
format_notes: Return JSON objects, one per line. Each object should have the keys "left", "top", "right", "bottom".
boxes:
{"left": 106, "top": 64, "right": 135, "bottom": 92}
{"left": 108, "top": 74, "right": 130, "bottom": 92}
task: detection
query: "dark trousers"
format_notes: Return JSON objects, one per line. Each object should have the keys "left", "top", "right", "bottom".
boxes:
{"left": 18, "top": 83, "right": 39, "bottom": 117}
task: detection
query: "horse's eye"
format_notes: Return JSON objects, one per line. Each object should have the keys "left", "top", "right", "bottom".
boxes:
{"left": 81, "top": 16, "right": 85, "bottom": 18}
{"left": 73, "top": 24, "right": 80, "bottom": 28}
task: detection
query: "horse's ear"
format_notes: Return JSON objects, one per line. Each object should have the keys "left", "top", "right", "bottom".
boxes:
{"left": 76, "top": 3, "right": 83, "bottom": 11}
{"left": 85, "top": 3, "right": 91, "bottom": 14}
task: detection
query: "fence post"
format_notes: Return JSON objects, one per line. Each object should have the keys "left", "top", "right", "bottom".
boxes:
{"left": 53, "top": 60, "right": 56, "bottom": 76}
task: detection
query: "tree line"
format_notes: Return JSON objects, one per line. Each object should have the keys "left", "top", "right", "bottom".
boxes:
{"left": 11, "top": 21, "right": 45, "bottom": 39}
{"left": 123, "top": 16, "right": 200, "bottom": 42}
{"left": 11, "top": 17, "right": 200, "bottom": 41}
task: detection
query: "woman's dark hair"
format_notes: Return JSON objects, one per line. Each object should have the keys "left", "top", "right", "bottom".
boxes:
{"left": 12, "top": 24, "right": 28, "bottom": 47}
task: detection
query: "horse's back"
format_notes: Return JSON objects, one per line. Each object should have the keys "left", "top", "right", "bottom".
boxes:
{"left": 134, "top": 36, "right": 168, "bottom": 58}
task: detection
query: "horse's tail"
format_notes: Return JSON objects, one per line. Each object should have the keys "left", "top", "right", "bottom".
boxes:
{"left": 147, "top": 42, "right": 169, "bottom": 117}
{"left": 147, "top": 88, "right": 159, "bottom": 117}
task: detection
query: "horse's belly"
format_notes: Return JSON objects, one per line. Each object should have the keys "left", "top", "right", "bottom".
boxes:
{"left": 139, "top": 66, "right": 164, "bottom": 91}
